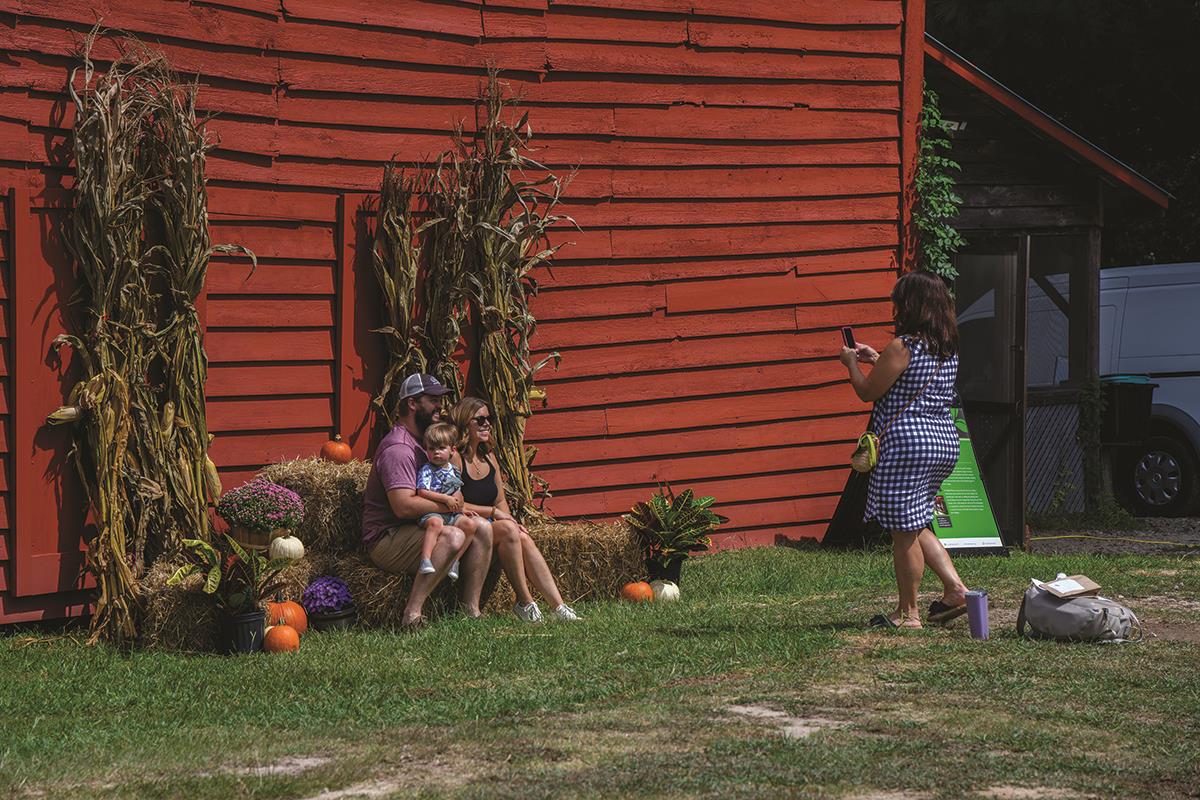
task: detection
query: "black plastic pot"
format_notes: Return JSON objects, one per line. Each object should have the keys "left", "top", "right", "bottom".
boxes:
{"left": 220, "top": 609, "right": 265, "bottom": 654}
{"left": 309, "top": 607, "right": 357, "bottom": 632}
{"left": 646, "top": 558, "right": 683, "bottom": 585}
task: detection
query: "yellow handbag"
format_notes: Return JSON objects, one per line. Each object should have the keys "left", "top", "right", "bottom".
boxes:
{"left": 850, "top": 432, "right": 880, "bottom": 473}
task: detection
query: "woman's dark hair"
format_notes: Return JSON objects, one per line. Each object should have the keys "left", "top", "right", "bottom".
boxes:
{"left": 891, "top": 270, "right": 959, "bottom": 358}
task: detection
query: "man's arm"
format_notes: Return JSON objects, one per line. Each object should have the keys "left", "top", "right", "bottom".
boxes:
{"left": 387, "top": 487, "right": 444, "bottom": 520}
{"left": 416, "top": 488, "right": 456, "bottom": 509}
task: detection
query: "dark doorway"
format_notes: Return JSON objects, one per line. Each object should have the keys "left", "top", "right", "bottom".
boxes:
{"left": 955, "top": 237, "right": 1028, "bottom": 545}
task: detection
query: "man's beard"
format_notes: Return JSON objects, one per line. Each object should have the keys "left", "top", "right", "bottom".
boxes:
{"left": 415, "top": 405, "right": 439, "bottom": 431}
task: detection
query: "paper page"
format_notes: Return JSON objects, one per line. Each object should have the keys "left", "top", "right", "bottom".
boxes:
{"left": 1047, "top": 578, "right": 1085, "bottom": 593}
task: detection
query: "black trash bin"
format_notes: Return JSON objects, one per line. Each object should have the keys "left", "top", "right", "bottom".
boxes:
{"left": 1099, "top": 375, "right": 1157, "bottom": 445}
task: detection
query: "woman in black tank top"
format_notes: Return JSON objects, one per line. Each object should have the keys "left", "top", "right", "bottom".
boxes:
{"left": 459, "top": 453, "right": 498, "bottom": 508}
{"left": 450, "top": 397, "right": 579, "bottom": 622}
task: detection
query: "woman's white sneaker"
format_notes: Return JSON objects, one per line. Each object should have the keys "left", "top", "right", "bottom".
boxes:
{"left": 552, "top": 604, "right": 580, "bottom": 621}
{"left": 513, "top": 602, "right": 543, "bottom": 622}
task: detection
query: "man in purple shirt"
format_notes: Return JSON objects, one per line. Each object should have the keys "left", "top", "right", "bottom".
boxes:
{"left": 362, "top": 373, "right": 492, "bottom": 628}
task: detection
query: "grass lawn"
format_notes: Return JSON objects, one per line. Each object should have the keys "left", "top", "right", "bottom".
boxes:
{"left": 2, "top": 546, "right": 1198, "bottom": 799}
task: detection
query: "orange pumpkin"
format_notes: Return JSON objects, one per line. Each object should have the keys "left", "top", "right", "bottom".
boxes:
{"left": 621, "top": 581, "right": 654, "bottom": 603}
{"left": 263, "top": 623, "right": 301, "bottom": 653}
{"left": 320, "top": 434, "right": 352, "bottom": 464}
{"left": 268, "top": 599, "right": 308, "bottom": 635}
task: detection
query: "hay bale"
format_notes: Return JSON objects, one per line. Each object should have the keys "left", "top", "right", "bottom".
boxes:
{"left": 332, "top": 521, "right": 639, "bottom": 625}
{"left": 258, "top": 458, "right": 371, "bottom": 555}
{"left": 524, "top": 520, "right": 642, "bottom": 603}
{"left": 139, "top": 554, "right": 336, "bottom": 652}
{"left": 274, "top": 553, "right": 338, "bottom": 603}
{"left": 140, "top": 557, "right": 218, "bottom": 653}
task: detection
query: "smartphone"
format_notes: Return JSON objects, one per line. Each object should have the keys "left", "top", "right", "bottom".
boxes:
{"left": 840, "top": 326, "right": 856, "bottom": 349}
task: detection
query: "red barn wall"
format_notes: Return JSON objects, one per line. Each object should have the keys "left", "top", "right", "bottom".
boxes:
{"left": 0, "top": 0, "right": 921, "bottom": 619}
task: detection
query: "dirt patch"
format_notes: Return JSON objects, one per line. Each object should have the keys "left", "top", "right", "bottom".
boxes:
{"left": 1030, "top": 517, "right": 1200, "bottom": 556}
{"left": 976, "top": 786, "right": 1090, "bottom": 799}
{"left": 226, "top": 756, "right": 333, "bottom": 777}
{"left": 845, "top": 792, "right": 931, "bottom": 800}
{"left": 301, "top": 781, "right": 399, "bottom": 800}
{"left": 1144, "top": 619, "right": 1200, "bottom": 643}
{"left": 1134, "top": 595, "right": 1200, "bottom": 613}
{"left": 726, "top": 703, "right": 848, "bottom": 739}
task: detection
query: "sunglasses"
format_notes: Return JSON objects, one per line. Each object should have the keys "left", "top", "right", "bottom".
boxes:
{"left": 471, "top": 415, "right": 492, "bottom": 428}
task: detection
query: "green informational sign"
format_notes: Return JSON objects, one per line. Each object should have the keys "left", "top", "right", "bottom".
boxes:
{"left": 931, "top": 407, "right": 1005, "bottom": 551}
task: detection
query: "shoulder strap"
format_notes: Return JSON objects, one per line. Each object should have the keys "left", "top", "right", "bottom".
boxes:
{"left": 876, "top": 357, "right": 944, "bottom": 440}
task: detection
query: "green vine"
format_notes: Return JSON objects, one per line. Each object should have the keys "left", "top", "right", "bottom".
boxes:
{"left": 915, "top": 84, "right": 967, "bottom": 280}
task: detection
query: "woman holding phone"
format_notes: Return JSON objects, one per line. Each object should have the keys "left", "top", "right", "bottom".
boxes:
{"left": 839, "top": 270, "right": 970, "bottom": 629}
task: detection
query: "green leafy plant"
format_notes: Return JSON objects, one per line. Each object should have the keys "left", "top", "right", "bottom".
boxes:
{"left": 915, "top": 84, "right": 967, "bottom": 281}
{"left": 624, "top": 485, "right": 728, "bottom": 567}
{"left": 168, "top": 534, "right": 292, "bottom": 615}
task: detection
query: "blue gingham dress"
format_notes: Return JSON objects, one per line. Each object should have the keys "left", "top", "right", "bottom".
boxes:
{"left": 863, "top": 336, "right": 959, "bottom": 532}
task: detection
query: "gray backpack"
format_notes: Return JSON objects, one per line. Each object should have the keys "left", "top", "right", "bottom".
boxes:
{"left": 1016, "top": 582, "right": 1143, "bottom": 643}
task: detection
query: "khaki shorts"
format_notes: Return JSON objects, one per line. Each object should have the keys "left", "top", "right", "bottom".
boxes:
{"left": 368, "top": 521, "right": 425, "bottom": 575}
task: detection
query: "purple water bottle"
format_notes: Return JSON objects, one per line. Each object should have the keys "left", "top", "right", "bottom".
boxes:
{"left": 965, "top": 590, "right": 989, "bottom": 640}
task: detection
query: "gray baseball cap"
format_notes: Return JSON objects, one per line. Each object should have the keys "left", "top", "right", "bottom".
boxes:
{"left": 398, "top": 373, "right": 453, "bottom": 401}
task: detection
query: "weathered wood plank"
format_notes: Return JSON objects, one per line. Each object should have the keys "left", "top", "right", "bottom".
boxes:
{"left": 208, "top": 396, "right": 334, "bottom": 432}
{"left": 545, "top": 42, "right": 900, "bottom": 82}
{"left": 207, "top": 364, "right": 335, "bottom": 398}
{"left": 207, "top": 330, "right": 335, "bottom": 362}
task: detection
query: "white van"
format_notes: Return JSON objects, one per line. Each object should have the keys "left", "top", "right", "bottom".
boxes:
{"left": 1098, "top": 262, "right": 1200, "bottom": 516}
{"left": 999, "top": 262, "right": 1200, "bottom": 516}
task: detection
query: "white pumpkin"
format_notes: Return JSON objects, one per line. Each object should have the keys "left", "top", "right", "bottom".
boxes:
{"left": 269, "top": 535, "right": 305, "bottom": 561}
{"left": 650, "top": 580, "right": 680, "bottom": 602}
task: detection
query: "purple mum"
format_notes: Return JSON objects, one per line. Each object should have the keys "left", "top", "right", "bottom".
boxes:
{"left": 301, "top": 576, "right": 353, "bottom": 614}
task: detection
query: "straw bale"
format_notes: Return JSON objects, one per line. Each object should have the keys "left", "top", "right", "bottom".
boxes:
{"left": 258, "top": 458, "right": 371, "bottom": 555}
{"left": 139, "top": 557, "right": 218, "bottom": 653}
{"left": 324, "top": 521, "right": 638, "bottom": 625}
{"left": 139, "top": 554, "right": 335, "bottom": 652}
{"left": 523, "top": 520, "right": 643, "bottom": 603}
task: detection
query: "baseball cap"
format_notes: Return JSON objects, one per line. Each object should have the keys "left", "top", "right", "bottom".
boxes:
{"left": 398, "top": 373, "right": 453, "bottom": 401}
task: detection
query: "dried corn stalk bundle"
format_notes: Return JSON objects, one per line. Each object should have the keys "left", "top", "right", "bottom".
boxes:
{"left": 421, "top": 144, "right": 474, "bottom": 399}
{"left": 143, "top": 60, "right": 224, "bottom": 562}
{"left": 49, "top": 31, "right": 249, "bottom": 644}
{"left": 50, "top": 33, "right": 159, "bottom": 644}
{"left": 371, "top": 161, "right": 430, "bottom": 426}
{"left": 463, "top": 73, "right": 570, "bottom": 519}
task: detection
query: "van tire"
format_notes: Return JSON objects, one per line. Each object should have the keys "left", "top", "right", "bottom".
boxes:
{"left": 1118, "top": 435, "right": 1200, "bottom": 517}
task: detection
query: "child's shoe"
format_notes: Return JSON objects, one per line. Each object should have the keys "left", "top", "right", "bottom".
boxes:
{"left": 418, "top": 558, "right": 436, "bottom": 575}
{"left": 513, "top": 601, "right": 543, "bottom": 622}
{"left": 447, "top": 559, "right": 460, "bottom": 581}
{"left": 552, "top": 603, "right": 580, "bottom": 621}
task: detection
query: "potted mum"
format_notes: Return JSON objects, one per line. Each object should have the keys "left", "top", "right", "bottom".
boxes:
{"left": 169, "top": 535, "right": 297, "bottom": 654}
{"left": 301, "top": 576, "right": 356, "bottom": 631}
{"left": 217, "top": 479, "right": 304, "bottom": 552}
{"left": 624, "top": 485, "right": 727, "bottom": 585}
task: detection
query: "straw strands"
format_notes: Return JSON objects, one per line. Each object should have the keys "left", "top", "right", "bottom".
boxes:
{"left": 48, "top": 30, "right": 252, "bottom": 645}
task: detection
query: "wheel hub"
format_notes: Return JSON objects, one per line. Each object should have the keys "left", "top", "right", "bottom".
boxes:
{"left": 1134, "top": 450, "right": 1182, "bottom": 507}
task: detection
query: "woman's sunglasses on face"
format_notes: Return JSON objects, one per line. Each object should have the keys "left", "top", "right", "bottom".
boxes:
{"left": 471, "top": 415, "right": 491, "bottom": 428}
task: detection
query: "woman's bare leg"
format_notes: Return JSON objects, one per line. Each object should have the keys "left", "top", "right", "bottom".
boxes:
{"left": 917, "top": 528, "right": 968, "bottom": 605}
{"left": 493, "top": 520, "right": 535, "bottom": 606}
{"left": 890, "top": 529, "right": 924, "bottom": 627}
{"left": 518, "top": 532, "right": 565, "bottom": 609}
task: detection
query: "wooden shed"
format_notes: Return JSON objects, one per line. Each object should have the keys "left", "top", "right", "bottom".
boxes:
{"left": 925, "top": 37, "right": 1169, "bottom": 544}
{"left": 0, "top": 0, "right": 928, "bottom": 623}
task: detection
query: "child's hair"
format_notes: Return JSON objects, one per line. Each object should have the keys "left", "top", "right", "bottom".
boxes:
{"left": 423, "top": 422, "right": 458, "bottom": 451}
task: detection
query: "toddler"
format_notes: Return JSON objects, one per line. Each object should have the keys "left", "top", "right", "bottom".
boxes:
{"left": 415, "top": 422, "right": 475, "bottom": 580}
